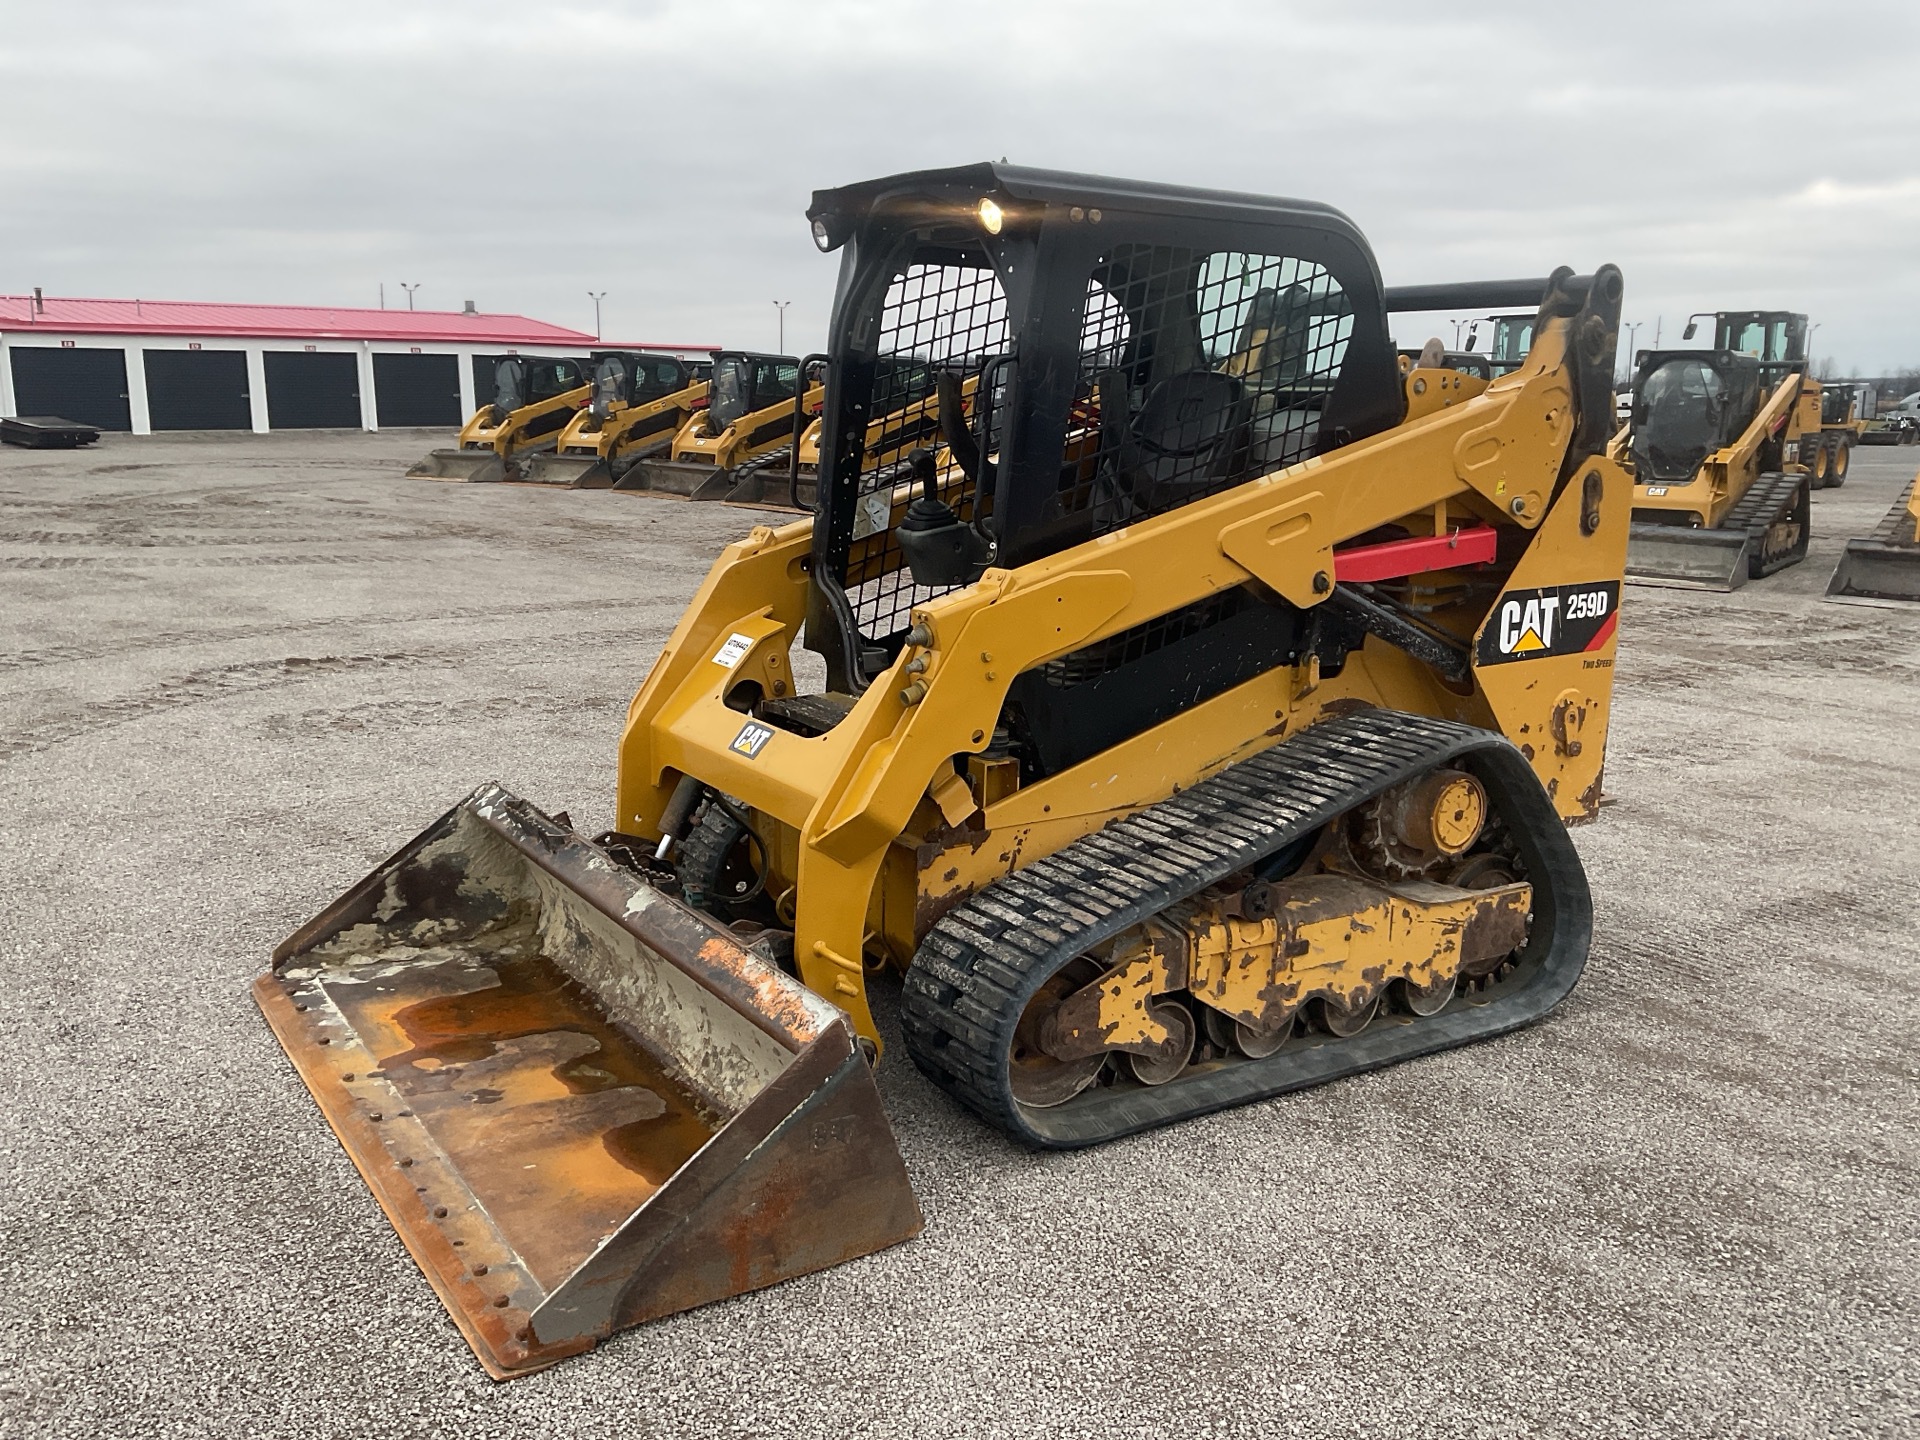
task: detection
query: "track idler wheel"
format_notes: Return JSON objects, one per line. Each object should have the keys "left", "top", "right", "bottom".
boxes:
{"left": 1008, "top": 958, "right": 1107, "bottom": 1108}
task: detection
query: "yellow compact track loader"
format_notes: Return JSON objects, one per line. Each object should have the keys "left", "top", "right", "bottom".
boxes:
{"left": 257, "top": 163, "right": 1629, "bottom": 1379}
{"left": 723, "top": 356, "right": 957, "bottom": 511}
{"left": 1617, "top": 338, "right": 1816, "bottom": 589}
{"left": 1828, "top": 465, "right": 1920, "bottom": 600}
{"left": 408, "top": 356, "right": 591, "bottom": 483}
{"left": 615, "top": 351, "right": 823, "bottom": 500}
{"left": 520, "top": 353, "right": 711, "bottom": 488}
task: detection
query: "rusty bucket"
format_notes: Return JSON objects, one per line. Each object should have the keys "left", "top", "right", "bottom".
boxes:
{"left": 254, "top": 785, "right": 921, "bottom": 1378}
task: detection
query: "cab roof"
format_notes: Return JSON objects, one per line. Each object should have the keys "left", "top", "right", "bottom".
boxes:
{"left": 807, "top": 162, "right": 1368, "bottom": 244}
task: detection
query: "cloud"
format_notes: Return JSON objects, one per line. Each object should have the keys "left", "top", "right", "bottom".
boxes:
{"left": 3, "top": 0, "right": 1918, "bottom": 367}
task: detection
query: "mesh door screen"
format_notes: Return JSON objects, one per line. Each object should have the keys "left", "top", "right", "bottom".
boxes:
{"left": 1060, "top": 247, "right": 1352, "bottom": 533}
{"left": 845, "top": 258, "right": 1010, "bottom": 640}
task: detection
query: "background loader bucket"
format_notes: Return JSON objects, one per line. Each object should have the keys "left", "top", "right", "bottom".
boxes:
{"left": 254, "top": 785, "right": 921, "bottom": 1378}
{"left": 611, "top": 458, "right": 735, "bottom": 500}
{"left": 1625, "top": 522, "right": 1751, "bottom": 591}
{"left": 1827, "top": 540, "right": 1920, "bottom": 600}
{"left": 519, "top": 453, "right": 613, "bottom": 489}
{"left": 407, "top": 448, "right": 509, "bottom": 483}
{"left": 1828, "top": 475, "right": 1920, "bottom": 601}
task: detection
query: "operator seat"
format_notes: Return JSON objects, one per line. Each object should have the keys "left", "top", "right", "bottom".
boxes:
{"left": 1093, "top": 368, "right": 1252, "bottom": 524}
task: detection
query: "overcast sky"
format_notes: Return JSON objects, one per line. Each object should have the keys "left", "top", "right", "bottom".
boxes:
{"left": 6, "top": 1, "right": 1919, "bottom": 371}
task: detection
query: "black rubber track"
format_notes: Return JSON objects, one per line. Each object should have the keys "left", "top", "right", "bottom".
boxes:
{"left": 1723, "top": 472, "right": 1811, "bottom": 578}
{"left": 899, "top": 707, "right": 1593, "bottom": 1149}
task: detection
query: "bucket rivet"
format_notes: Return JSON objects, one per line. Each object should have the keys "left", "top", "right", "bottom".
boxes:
{"left": 398, "top": 1158, "right": 414, "bottom": 1168}
{"left": 434, "top": 1207, "right": 449, "bottom": 1218}
{"left": 368, "top": 1112, "right": 383, "bottom": 1121}
{"left": 342, "top": 1073, "right": 355, "bottom": 1081}
{"left": 473, "top": 1264, "right": 488, "bottom": 1275}
{"left": 492, "top": 1296, "right": 510, "bottom": 1309}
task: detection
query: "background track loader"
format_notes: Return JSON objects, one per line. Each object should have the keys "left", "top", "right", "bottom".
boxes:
{"left": 259, "top": 163, "right": 1629, "bottom": 1378}
{"left": 408, "top": 355, "right": 591, "bottom": 483}
{"left": 1616, "top": 316, "right": 1822, "bottom": 590}
{"left": 616, "top": 351, "right": 821, "bottom": 500}
{"left": 520, "top": 353, "right": 711, "bottom": 488}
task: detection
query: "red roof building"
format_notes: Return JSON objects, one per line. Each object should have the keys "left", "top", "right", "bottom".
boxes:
{"left": 0, "top": 292, "right": 716, "bottom": 435}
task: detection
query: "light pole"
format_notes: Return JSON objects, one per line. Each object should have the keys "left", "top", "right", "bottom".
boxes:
{"left": 400, "top": 283, "right": 420, "bottom": 311}
{"left": 589, "top": 291, "right": 607, "bottom": 341}
{"left": 774, "top": 300, "right": 791, "bottom": 353}
{"left": 1622, "top": 322, "right": 1642, "bottom": 382}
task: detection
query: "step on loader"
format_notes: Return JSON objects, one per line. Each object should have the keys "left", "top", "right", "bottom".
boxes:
{"left": 520, "top": 353, "right": 713, "bottom": 488}
{"left": 614, "top": 351, "right": 822, "bottom": 500}
{"left": 408, "top": 356, "right": 592, "bottom": 483}
{"left": 1615, "top": 330, "right": 1817, "bottom": 590}
{"left": 257, "top": 163, "right": 1629, "bottom": 1378}
{"left": 1827, "top": 465, "right": 1920, "bottom": 600}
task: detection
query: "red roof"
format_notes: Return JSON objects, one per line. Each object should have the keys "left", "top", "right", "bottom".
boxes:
{"left": 0, "top": 294, "right": 655, "bottom": 346}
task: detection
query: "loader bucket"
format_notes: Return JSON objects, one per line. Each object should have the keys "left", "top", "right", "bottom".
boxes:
{"left": 1624, "top": 522, "right": 1751, "bottom": 591}
{"left": 611, "top": 458, "right": 735, "bottom": 500}
{"left": 253, "top": 785, "right": 922, "bottom": 1379}
{"left": 1827, "top": 540, "right": 1920, "bottom": 601}
{"left": 518, "top": 453, "right": 613, "bottom": 489}
{"left": 1827, "top": 476, "right": 1920, "bottom": 602}
{"left": 407, "top": 448, "right": 509, "bottom": 484}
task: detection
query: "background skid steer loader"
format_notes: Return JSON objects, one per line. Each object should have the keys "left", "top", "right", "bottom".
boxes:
{"left": 259, "top": 162, "right": 1628, "bottom": 1378}
{"left": 408, "top": 356, "right": 591, "bottom": 482}
{"left": 1614, "top": 346, "right": 1812, "bottom": 590}
{"left": 616, "top": 351, "right": 821, "bottom": 500}
{"left": 724, "top": 356, "right": 950, "bottom": 511}
{"left": 521, "top": 352, "right": 712, "bottom": 488}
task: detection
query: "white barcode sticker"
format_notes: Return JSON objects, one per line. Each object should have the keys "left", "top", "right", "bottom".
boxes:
{"left": 712, "top": 632, "right": 754, "bottom": 668}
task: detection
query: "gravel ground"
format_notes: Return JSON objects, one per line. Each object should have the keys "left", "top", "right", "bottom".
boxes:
{"left": 0, "top": 429, "right": 1913, "bottom": 1439}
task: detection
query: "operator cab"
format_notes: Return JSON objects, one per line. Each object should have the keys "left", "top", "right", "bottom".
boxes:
{"left": 1629, "top": 349, "right": 1763, "bottom": 485}
{"left": 586, "top": 351, "right": 694, "bottom": 420}
{"left": 802, "top": 162, "right": 1403, "bottom": 695}
{"left": 487, "top": 356, "right": 588, "bottom": 439}
{"left": 1686, "top": 310, "right": 1810, "bottom": 393}
{"left": 706, "top": 352, "right": 800, "bottom": 432}
{"left": 1486, "top": 314, "right": 1536, "bottom": 375}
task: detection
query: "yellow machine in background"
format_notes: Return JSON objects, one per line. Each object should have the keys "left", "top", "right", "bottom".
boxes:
{"left": 520, "top": 353, "right": 712, "bottom": 488}
{"left": 408, "top": 355, "right": 591, "bottom": 483}
{"left": 1616, "top": 318, "right": 1822, "bottom": 590}
{"left": 256, "top": 163, "right": 1629, "bottom": 1379}
{"left": 724, "top": 357, "right": 953, "bottom": 510}
{"left": 1828, "top": 465, "right": 1920, "bottom": 600}
{"left": 615, "top": 351, "right": 822, "bottom": 500}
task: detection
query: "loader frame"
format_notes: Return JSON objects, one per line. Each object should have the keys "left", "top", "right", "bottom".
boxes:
{"left": 615, "top": 254, "right": 1624, "bottom": 1045}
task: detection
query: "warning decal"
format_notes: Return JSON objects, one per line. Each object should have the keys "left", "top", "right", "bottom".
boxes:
{"left": 1475, "top": 581, "right": 1620, "bottom": 666}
